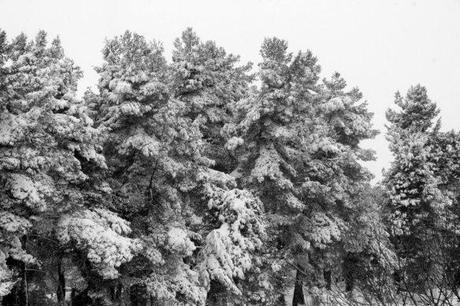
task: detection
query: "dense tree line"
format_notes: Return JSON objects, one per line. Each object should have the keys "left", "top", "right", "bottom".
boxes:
{"left": 0, "top": 29, "right": 459, "bottom": 305}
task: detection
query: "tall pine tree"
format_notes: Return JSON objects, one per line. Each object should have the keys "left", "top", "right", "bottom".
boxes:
{"left": 385, "top": 85, "right": 460, "bottom": 302}
{"left": 0, "top": 31, "right": 115, "bottom": 305}
{"left": 225, "top": 37, "right": 378, "bottom": 304}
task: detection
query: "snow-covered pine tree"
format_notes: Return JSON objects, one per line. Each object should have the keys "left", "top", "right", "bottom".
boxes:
{"left": 223, "top": 37, "right": 314, "bottom": 304}
{"left": 385, "top": 86, "right": 442, "bottom": 288}
{"left": 315, "top": 72, "right": 384, "bottom": 298}
{"left": 0, "top": 31, "right": 123, "bottom": 305}
{"left": 225, "top": 38, "right": 378, "bottom": 304}
{"left": 385, "top": 85, "right": 460, "bottom": 299}
{"left": 87, "top": 30, "right": 207, "bottom": 305}
{"left": 169, "top": 28, "right": 267, "bottom": 305}
{"left": 88, "top": 30, "right": 267, "bottom": 305}
{"left": 420, "top": 130, "right": 460, "bottom": 303}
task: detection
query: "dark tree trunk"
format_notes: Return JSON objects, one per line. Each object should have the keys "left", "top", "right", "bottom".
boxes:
{"left": 111, "top": 282, "right": 123, "bottom": 305}
{"left": 130, "top": 284, "right": 149, "bottom": 306}
{"left": 70, "top": 288, "right": 92, "bottom": 306}
{"left": 343, "top": 254, "right": 356, "bottom": 292}
{"left": 292, "top": 270, "right": 305, "bottom": 306}
{"left": 57, "top": 257, "right": 66, "bottom": 306}
{"left": 70, "top": 289, "right": 76, "bottom": 306}
{"left": 345, "top": 274, "right": 354, "bottom": 292}
{"left": 120, "top": 285, "right": 130, "bottom": 306}
{"left": 206, "top": 280, "right": 227, "bottom": 305}
{"left": 324, "top": 269, "right": 332, "bottom": 290}
{"left": 3, "top": 255, "right": 27, "bottom": 306}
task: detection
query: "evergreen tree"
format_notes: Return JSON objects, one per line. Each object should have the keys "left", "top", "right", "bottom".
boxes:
{"left": 89, "top": 29, "right": 268, "bottom": 305}
{"left": 385, "top": 85, "right": 460, "bottom": 302}
{"left": 225, "top": 37, "right": 378, "bottom": 304}
{"left": 0, "top": 31, "right": 110, "bottom": 305}
{"left": 385, "top": 86, "right": 444, "bottom": 284}
{"left": 87, "top": 30, "right": 211, "bottom": 305}
{"left": 169, "top": 28, "right": 267, "bottom": 305}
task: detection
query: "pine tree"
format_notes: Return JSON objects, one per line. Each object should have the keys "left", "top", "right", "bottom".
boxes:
{"left": 225, "top": 37, "right": 378, "bottom": 304}
{"left": 88, "top": 30, "right": 267, "bottom": 305}
{"left": 426, "top": 130, "right": 460, "bottom": 301}
{"left": 0, "top": 31, "right": 109, "bottom": 304}
{"left": 87, "top": 30, "right": 206, "bottom": 304}
{"left": 385, "top": 85, "right": 442, "bottom": 266}
{"left": 385, "top": 85, "right": 460, "bottom": 301}
{"left": 169, "top": 28, "right": 267, "bottom": 305}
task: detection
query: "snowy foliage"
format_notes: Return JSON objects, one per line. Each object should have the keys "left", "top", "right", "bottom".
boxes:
{"left": 198, "top": 188, "right": 265, "bottom": 295}
{"left": 170, "top": 28, "right": 253, "bottom": 173}
{"left": 166, "top": 227, "right": 196, "bottom": 256}
{"left": 3, "top": 28, "right": 448, "bottom": 305}
{"left": 384, "top": 85, "right": 460, "bottom": 298}
{"left": 223, "top": 37, "right": 379, "bottom": 301}
{"left": 57, "top": 208, "right": 141, "bottom": 279}
{"left": 0, "top": 212, "right": 34, "bottom": 297}
{"left": 385, "top": 85, "right": 452, "bottom": 235}
{"left": 0, "top": 30, "right": 107, "bottom": 298}
{"left": 145, "top": 262, "right": 206, "bottom": 305}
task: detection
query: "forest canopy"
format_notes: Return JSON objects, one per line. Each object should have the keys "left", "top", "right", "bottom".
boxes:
{"left": 1, "top": 28, "right": 460, "bottom": 306}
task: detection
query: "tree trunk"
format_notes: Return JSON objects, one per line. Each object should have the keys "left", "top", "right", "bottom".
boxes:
{"left": 130, "top": 284, "right": 150, "bottom": 306}
{"left": 343, "top": 254, "right": 355, "bottom": 293}
{"left": 206, "top": 280, "right": 227, "bottom": 305}
{"left": 292, "top": 270, "right": 305, "bottom": 306}
{"left": 113, "top": 283, "right": 122, "bottom": 305}
{"left": 120, "top": 285, "right": 130, "bottom": 306}
{"left": 345, "top": 274, "right": 354, "bottom": 292}
{"left": 324, "top": 269, "right": 332, "bottom": 290}
{"left": 23, "top": 262, "right": 29, "bottom": 306}
{"left": 57, "top": 257, "right": 66, "bottom": 306}
{"left": 70, "top": 289, "right": 76, "bottom": 306}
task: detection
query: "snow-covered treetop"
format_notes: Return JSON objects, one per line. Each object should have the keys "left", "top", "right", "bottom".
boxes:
{"left": 386, "top": 84, "right": 440, "bottom": 133}
{"left": 0, "top": 31, "right": 106, "bottom": 213}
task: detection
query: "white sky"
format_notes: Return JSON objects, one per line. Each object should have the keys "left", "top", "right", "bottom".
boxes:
{"left": 1, "top": 0, "right": 460, "bottom": 182}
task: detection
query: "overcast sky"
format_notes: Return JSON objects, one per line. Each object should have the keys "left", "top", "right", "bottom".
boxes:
{"left": 1, "top": 0, "right": 460, "bottom": 181}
